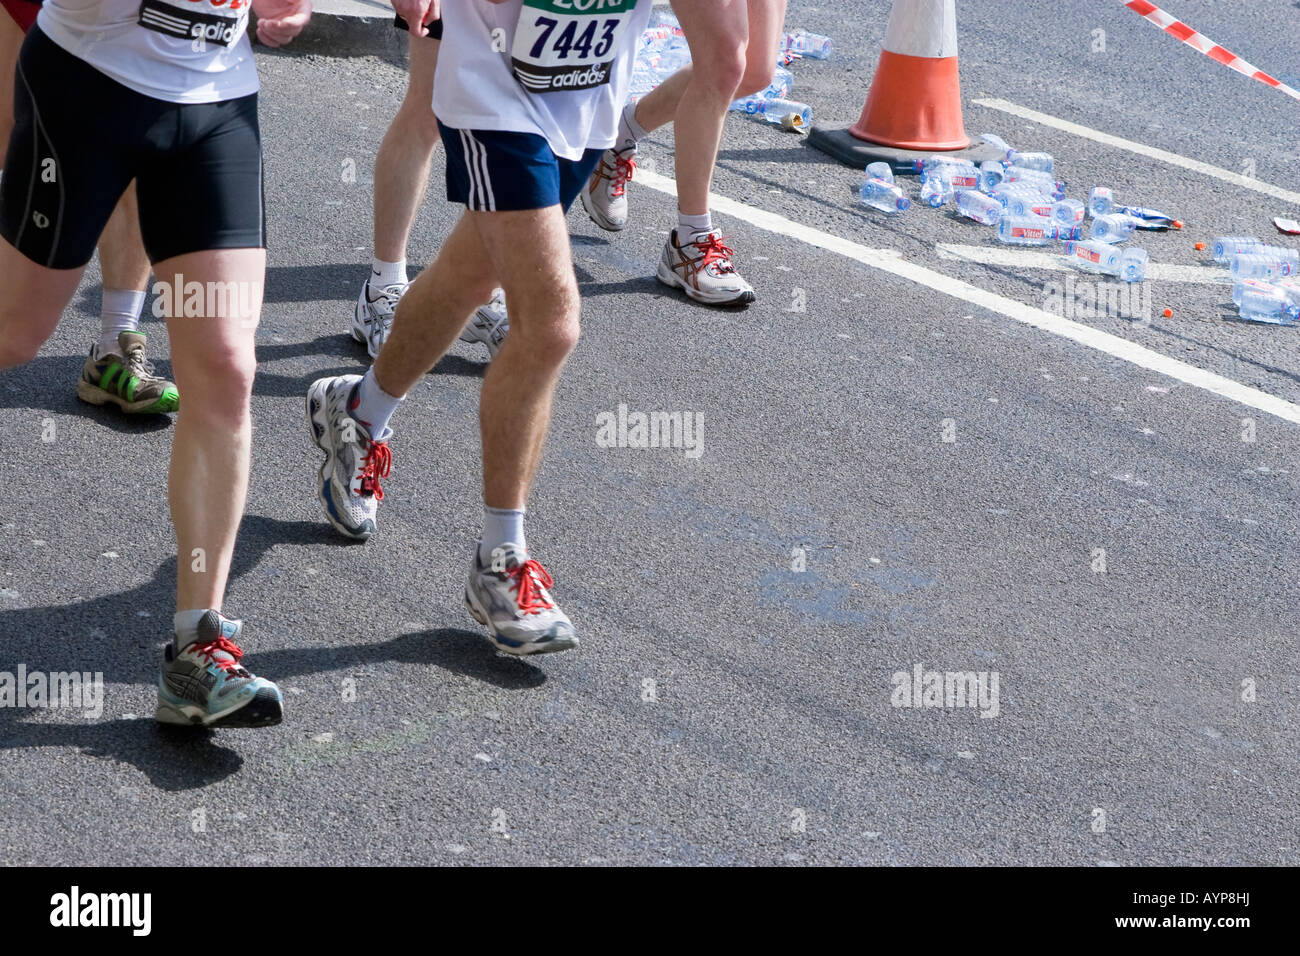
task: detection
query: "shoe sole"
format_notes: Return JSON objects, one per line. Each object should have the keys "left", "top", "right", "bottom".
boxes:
{"left": 655, "top": 259, "right": 757, "bottom": 307}
{"left": 464, "top": 586, "right": 579, "bottom": 656}
{"left": 76, "top": 379, "right": 178, "bottom": 414}
{"left": 156, "top": 686, "right": 284, "bottom": 728}
{"left": 305, "top": 379, "right": 373, "bottom": 541}
{"left": 580, "top": 187, "right": 627, "bottom": 233}
{"left": 352, "top": 297, "right": 380, "bottom": 359}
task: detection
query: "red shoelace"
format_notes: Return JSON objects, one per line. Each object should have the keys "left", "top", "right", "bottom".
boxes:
{"left": 607, "top": 152, "right": 636, "bottom": 197}
{"left": 358, "top": 441, "right": 392, "bottom": 499}
{"left": 189, "top": 635, "right": 245, "bottom": 672}
{"left": 690, "top": 233, "right": 738, "bottom": 274}
{"left": 508, "top": 559, "right": 557, "bottom": 615}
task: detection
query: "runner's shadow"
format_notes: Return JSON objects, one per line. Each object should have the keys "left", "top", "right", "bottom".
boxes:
{"left": 0, "top": 514, "right": 340, "bottom": 788}
{"left": 255, "top": 628, "right": 548, "bottom": 691}
{"left": 0, "top": 354, "right": 174, "bottom": 432}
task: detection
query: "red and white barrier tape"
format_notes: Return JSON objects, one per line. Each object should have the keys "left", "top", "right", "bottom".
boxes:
{"left": 1118, "top": 0, "right": 1300, "bottom": 103}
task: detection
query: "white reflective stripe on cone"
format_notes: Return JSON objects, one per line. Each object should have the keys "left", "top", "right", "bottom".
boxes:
{"left": 882, "top": 0, "right": 959, "bottom": 59}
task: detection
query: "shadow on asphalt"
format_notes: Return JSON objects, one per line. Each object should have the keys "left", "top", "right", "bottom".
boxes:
{"left": 0, "top": 514, "right": 541, "bottom": 788}
{"left": 258, "top": 628, "right": 548, "bottom": 691}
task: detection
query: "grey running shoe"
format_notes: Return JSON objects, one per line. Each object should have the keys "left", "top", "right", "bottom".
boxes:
{"left": 306, "top": 373, "right": 392, "bottom": 540}
{"left": 156, "top": 611, "right": 283, "bottom": 727}
{"left": 464, "top": 543, "right": 578, "bottom": 656}
{"left": 459, "top": 289, "right": 510, "bottom": 360}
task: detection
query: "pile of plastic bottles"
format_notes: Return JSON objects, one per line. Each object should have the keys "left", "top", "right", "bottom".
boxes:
{"left": 855, "top": 133, "right": 1188, "bottom": 284}
{"left": 1214, "top": 237, "right": 1300, "bottom": 325}
{"left": 629, "top": 9, "right": 829, "bottom": 130}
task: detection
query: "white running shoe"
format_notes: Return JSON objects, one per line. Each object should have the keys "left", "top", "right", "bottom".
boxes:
{"left": 464, "top": 543, "right": 578, "bottom": 656}
{"left": 656, "top": 229, "right": 756, "bottom": 306}
{"left": 459, "top": 289, "right": 510, "bottom": 360}
{"left": 306, "top": 373, "right": 393, "bottom": 541}
{"left": 352, "top": 278, "right": 408, "bottom": 359}
{"left": 580, "top": 146, "right": 637, "bottom": 232}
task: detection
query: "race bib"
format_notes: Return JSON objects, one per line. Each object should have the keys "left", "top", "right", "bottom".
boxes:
{"left": 138, "top": 0, "right": 250, "bottom": 49}
{"left": 511, "top": 0, "right": 637, "bottom": 93}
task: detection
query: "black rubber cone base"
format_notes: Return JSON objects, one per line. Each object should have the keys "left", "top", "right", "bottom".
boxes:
{"left": 807, "top": 127, "right": 1006, "bottom": 174}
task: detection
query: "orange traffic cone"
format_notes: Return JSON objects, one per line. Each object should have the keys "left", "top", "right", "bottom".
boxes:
{"left": 809, "top": 0, "right": 998, "bottom": 170}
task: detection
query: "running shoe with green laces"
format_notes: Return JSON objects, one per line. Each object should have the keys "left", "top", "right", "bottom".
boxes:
{"left": 76, "top": 331, "right": 179, "bottom": 414}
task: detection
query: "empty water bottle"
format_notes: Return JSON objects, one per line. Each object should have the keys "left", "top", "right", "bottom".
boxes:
{"left": 1211, "top": 236, "right": 1265, "bottom": 263}
{"left": 858, "top": 178, "right": 911, "bottom": 213}
{"left": 1053, "top": 199, "right": 1085, "bottom": 225}
{"left": 1088, "top": 186, "right": 1114, "bottom": 217}
{"left": 1237, "top": 283, "right": 1300, "bottom": 325}
{"left": 920, "top": 175, "right": 954, "bottom": 207}
{"left": 979, "top": 161, "right": 1006, "bottom": 192}
{"left": 1064, "top": 240, "right": 1121, "bottom": 274}
{"left": 730, "top": 95, "right": 812, "bottom": 127}
{"left": 1006, "top": 166, "right": 1065, "bottom": 199}
{"left": 782, "top": 29, "right": 833, "bottom": 59}
{"left": 761, "top": 65, "right": 794, "bottom": 100}
{"left": 1118, "top": 248, "right": 1148, "bottom": 283}
{"left": 1091, "top": 213, "right": 1140, "bottom": 244}
{"left": 1231, "top": 247, "right": 1300, "bottom": 280}
{"left": 955, "top": 190, "right": 1003, "bottom": 225}
{"left": 1064, "top": 241, "right": 1148, "bottom": 282}
{"left": 927, "top": 162, "right": 981, "bottom": 191}
{"left": 997, "top": 215, "right": 1058, "bottom": 245}
{"left": 866, "top": 162, "right": 894, "bottom": 184}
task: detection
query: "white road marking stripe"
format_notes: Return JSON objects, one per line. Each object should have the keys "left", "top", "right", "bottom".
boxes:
{"left": 972, "top": 98, "right": 1300, "bottom": 208}
{"left": 631, "top": 167, "right": 1300, "bottom": 426}
{"left": 935, "top": 243, "right": 1231, "bottom": 284}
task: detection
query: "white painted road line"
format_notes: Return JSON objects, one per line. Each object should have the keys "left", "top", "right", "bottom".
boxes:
{"left": 632, "top": 167, "right": 1300, "bottom": 426}
{"left": 971, "top": 98, "right": 1300, "bottom": 208}
{"left": 935, "top": 243, "right": 1231, "bottom": 285}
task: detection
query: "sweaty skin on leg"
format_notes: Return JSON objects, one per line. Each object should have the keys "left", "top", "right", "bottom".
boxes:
{"left": 372, "top": 33, "right": 442, "bottom": 264}
{"left": 159, "top": 248, "right": 264, "bottom": 612}
{"left": 372, "top": 211, "right": 499, "bottom": 399}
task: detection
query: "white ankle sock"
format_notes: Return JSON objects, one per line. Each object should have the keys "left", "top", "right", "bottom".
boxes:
{"left": 173, "top": 609, "right": 210, "bottom": 650}
{"left": 616, "top": 102, "right": 647, "bottom": 153}
{"left": 98, "top": 289, "right": 146, "bottom": 357}
{"left": 350, "top": 368, "right": 403, "bottom": 439}
{"left": 479, "top": 506, "right": 526, "bottom": 566}
{"left": 677, "top": 211, "right": 713, "bottom": 242}
{"left": 369, "top": 257, "right": 407, "bottom": 290}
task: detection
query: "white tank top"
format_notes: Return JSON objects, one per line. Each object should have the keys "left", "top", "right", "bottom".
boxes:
{"left": 37, "top": 0, "right": 258, "bottom": 104}
{"left": 433, "top": 0, "right": 653, "bottom": 161}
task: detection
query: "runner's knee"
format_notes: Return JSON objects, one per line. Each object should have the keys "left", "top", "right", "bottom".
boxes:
{"left": 691, "top": 43, "right": 747, "bottom": 99}
{"left": 735, "top": 59, "right": 776, "bottom": 99}
{"left": 174, "top": 346, "right": 256, "bottom": 421}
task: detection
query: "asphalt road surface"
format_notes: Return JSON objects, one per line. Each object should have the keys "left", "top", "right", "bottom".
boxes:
{"left": 2, "top": 1, "right": 1298, "bottom": 865}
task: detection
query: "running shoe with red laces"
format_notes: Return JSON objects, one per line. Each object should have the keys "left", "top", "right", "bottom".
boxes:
{"left": 580, "top": 146, "right": 637, "bottom": 232}
{"left": 464, "top": 543, "right": 578, "bottom": 656}
{"left": 656, "top": 229, "right": 756, "bottom": 306}
{"left": 156, "top": 611, "right": 284, "bottom": 727}
{"left": 306, "top": 373, "right": 393, "bottom": 541}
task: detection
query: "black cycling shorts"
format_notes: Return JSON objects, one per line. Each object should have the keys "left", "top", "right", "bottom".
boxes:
{"left": 0, "top": 26, "right": 266, "bottom": 270}
{"left": 393, "top": 14, "right": 442, "bottom": 39}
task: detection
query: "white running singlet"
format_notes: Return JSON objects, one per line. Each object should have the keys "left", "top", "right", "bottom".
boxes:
{"left": 37, "top": 0, "right": 258, "bottom": 105}
{"left": 434, "top": 0, "right": 654, "bottom": 161}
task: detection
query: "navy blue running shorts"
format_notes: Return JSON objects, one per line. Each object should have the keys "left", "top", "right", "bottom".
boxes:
{"left": 439, "top": 123, "right": 604, "bottom": 214}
